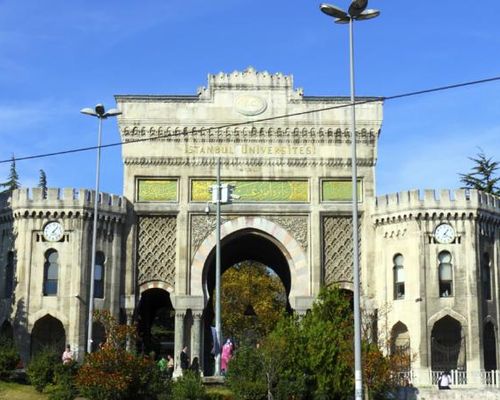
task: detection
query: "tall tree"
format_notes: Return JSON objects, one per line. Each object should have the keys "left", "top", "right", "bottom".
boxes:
{"left": 459, "top": 150, "right": 500, "bottom": 195}
{"left": 221, "top": 261, "right": 287, "bottom": 345}
{"left": 0, "top": 155, "right": 20, "bottom": 193}
{"left": 38, "top": 169, "right": 47, "bottom": 197}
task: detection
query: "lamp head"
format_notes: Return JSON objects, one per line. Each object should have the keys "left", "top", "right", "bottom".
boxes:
{"left": 320, "top": 3, "right": 348, "bottom": 19}
{"left": 95, "top": 104, "right": 105, "bottom": 117}
{"left": 348, "top": 0, "right": 368, "bottom": 17}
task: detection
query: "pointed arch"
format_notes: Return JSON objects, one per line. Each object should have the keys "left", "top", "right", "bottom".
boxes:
{"left": 190, "top": 216, "right": 308, "bottom": 303}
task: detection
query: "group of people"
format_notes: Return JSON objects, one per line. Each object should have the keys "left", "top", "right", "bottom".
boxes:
{"left": 180, "top": 346, "right": 201, "bottom": 374}
{"left": 157, "top": 354, "right": 175, "bottom": 378}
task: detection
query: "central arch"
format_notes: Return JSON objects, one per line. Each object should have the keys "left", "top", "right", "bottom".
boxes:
{"left": 190, "top": 216, "right": 309, "bottom": 304}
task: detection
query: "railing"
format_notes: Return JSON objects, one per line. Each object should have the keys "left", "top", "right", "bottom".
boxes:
{"left": 426, "top": 370, "right": 500, "bottom": 388}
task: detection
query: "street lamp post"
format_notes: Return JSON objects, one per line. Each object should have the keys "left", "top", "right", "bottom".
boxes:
{"left": 319, "top": 2, "right": 380, "bottom": 400}
{"left": 80, "top": 104, "right": 122, "bottom": 354}
{"left": 214, "top": 157, "right": 222, "bottom": 376}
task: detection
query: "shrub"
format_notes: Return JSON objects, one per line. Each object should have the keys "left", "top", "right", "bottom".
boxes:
{"left": 26, "top": 348, "right": 60, "bottom": 392}
{"left": 171, "top": 371, "right": 205, "bottom": 400}
{"left": 0, "top": 337, "right": 20, "bottom": 380}
{"left": 206, "top": 386, "right": 234, "bottom": 400}
{"left": 45, "top": 361, "right": 79, "bottom": 400}
{"left": 225, "top": 346, "right": 267, "bottom": 400}
{"left": 76, "top": 346, "right": 161, "bottom": 400}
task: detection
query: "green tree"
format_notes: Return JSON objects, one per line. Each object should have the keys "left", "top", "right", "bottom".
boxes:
{"left": 38, "top": 169, "right": 47, "bottom": 197}
{"left": 221, "top": 261, "right": 286, "bottom": 344}
{"left": 459, "top": 150, "right": 499, "bottom": 195}
{"left": 0, "top": 156, "right": 20, "bottom": 193}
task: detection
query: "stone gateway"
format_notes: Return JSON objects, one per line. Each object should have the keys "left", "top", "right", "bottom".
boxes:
{"left": 0, "top": 68, "right": 498, "bottom": 386}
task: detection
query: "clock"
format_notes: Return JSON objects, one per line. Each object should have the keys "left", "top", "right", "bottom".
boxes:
{"left": 434, "top": 223, "right": 455, "bottom": 244}
{"left": 43, "top": 221, "right": 64, "bottom": 242}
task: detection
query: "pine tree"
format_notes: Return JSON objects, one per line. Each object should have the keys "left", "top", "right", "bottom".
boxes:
{"left": 38, "top": 169, "right": 47, "bottom": 197}
{"left": 459, "top": 150, "right": 500, "bottom": 195}
{"left": 0, "top": 155, "right": 20, "bottom": 193}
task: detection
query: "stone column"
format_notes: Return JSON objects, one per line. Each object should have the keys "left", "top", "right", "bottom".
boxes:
{"left": 173, "top": 310, "right": 186, "bottom": 376}
{"left": 191, "top": 311, "right": 203, "bottom": 372}
{"left": 125, "top": 308, "right": 134, "bottom": 352}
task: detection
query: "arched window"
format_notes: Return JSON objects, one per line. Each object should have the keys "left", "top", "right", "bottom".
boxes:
{"left": 482, "top": 252, "right": 492, "bottom": 301}
{"left": 94, "top": 251, "right": 105, "bottom": 299}
{"left": 5, "top": 251, "right": 14, "bottom": 298}
{"left": 43, "top": 250, "right": 59, "bottom": 296}
{"left": 393, "top": 254, "right": 405, "bottom": 300}
{"left": 438, "top": 251, "right": 453, "bottom": 297}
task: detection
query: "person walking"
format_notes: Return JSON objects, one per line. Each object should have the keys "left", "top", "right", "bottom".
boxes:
{"left": 438, "top": 371, "right": 451, "bottom": 390}
{"left": 180, "top": 346, "right": 190, "bottom": 374}
{"left": 61, "top": 345, "right": 73, "bottom": 365}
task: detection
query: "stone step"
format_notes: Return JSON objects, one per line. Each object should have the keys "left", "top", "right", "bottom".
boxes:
{"left": 414, "top": 388, "right": 500, "bottom": 400}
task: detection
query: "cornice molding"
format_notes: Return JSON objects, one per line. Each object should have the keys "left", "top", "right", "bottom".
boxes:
{"left": 120, "top": 125, "right": 378, "bottom": 145}
{"left": 124, "top": 156, "right": 375, "bottom": 168}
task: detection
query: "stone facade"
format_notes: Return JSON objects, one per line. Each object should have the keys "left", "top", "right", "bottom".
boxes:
{"left": 0, "top": 68, "right": 498, "bottom": 384}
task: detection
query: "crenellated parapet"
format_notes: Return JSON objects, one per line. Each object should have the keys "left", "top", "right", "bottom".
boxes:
{"left": 373, "top": 189, "right": 500, "bottom": 225}
{"left": 9, "top": 188, "right": 128, "bottom": 222}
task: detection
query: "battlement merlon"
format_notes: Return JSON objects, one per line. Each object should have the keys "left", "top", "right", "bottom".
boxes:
{"left": 9, "top": 188, "right": 128, "bottom": 216}
{"left": 373, "top": 189, "right": 500, "bottom": 216}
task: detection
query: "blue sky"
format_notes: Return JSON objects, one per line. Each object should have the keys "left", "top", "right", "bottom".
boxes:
{"left": 0, "top": 0, "right": 499, "bottom": 196}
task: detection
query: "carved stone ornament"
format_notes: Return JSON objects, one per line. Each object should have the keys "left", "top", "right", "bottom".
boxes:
{"left": 322, "top": 216, "right": 361, "bottom": 285}
{"left": 190, "top": 214, "right": 308, "bottom": 258}
{"left": 137, "top": 216, "right": 176, "bottom": 287}
{"left": 234, "top": 95, "right": 267, "bottom": 116}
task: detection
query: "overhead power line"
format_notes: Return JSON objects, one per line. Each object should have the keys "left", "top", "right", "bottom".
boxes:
{"left": 1, "top": 75, "right": 500, "bottom": 165}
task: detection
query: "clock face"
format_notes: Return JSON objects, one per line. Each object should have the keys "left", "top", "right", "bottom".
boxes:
{"left": 434, "top": 223, "right": 455, "bottom": 244}
{"left": 43, "top": 221, "right": 64, "bottom": 242}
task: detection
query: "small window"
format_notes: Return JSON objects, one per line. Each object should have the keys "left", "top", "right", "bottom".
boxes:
{"left": 94, "top": 252, "right": 105, "bottom": 299}
{"left": 438, "top": 251, "right": 453, "bottom": 297}
{"left": 482, "top": 252, "right": 492, "bottom": 301}
{"left": 44, "top": 250, "right": 59, "bottom": 296}
{"left": 393, "top": 254, "right": 405, "bottom": 300}
{"left": 5, "top": 252, "right": 14, "bottom": 298}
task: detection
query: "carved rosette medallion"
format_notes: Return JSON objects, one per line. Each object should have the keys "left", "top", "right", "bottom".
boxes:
{"left": 234, "top": 95, "right": 267, "bottom": 116}
{"left": 322, "top": 216, "right": 361, "bottom": 286}
{"left": 137, "top": 216, "right": 176, "bottom": 287}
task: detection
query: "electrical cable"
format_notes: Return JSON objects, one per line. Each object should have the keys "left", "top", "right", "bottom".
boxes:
{"left": 1, "top": 75, "right": 499, "bottom": 165}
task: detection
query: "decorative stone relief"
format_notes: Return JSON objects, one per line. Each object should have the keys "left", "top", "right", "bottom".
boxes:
{"left": 190, "top": 215, "right": 308, "bottom": 258}
{"left": 322, "top": 216, "right": 361, "bottom": 286}
{"left": 267, "top": 215, "right": 308, "bottom": 251}
{"left": 137, "top": 216, "right": 176, "bottom": 287}
{"left": 190, "top": 215, "right": 234, "bottom": 257}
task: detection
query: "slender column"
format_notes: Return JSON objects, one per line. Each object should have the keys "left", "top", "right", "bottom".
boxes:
{"left": 174, "top": 311, "right": 186, "bottom": 375}
{"left": 125, "top": 309, "right": 134, "bottom": 352}
{"left": 191, "top": 311, "right": 203, "bottom": 373}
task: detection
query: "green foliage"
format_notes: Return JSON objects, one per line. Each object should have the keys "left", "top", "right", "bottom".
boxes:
{"left": 76, "top": 310, "right": 169, "bottom": 400}
{"left": 255, "top": 286, "right": 395, "bottom": 400}
{"left": 221, "top": 261, "right": 287, "bottom": 344}
{"left": 0, "top": 155, "right": 20, "bottom": 193}
{"left": 45, "top": 361, "right": 79, "bottom": 400}
{"left": 38, "top": 170, "right": 47, "bottom": 197}
{"left": 0, "top": 337, "right": 20, "bottom": 380}
{"left": 459, "top": 150, "right": 500, "bottom": 195}
{"left": 171, "top": 371, "right": 205, "bottom": 400}
{"left": 26, "top": 349, "right": 59, "bottom": 392}
{"left": 205, "top": 386, "right": 234, "bottom": 400}
{"left": 225, "top": 345, "right": 267, "bottom": 400}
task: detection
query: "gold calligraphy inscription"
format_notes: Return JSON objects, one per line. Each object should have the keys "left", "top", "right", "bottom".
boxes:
{"left": 322, "top": 180, "right": 363, "bottom": 202}
{"left": 191, "top": 180, "right": 309, "bottom": 202}
{"left": 137, "top": 179, "right": 177, "bottom": 202}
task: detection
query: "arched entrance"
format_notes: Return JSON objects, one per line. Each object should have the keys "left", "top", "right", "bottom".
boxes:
{"left": 0, "top": 320, "right": 13, "bottom": 340}
{"left": 201, "top": 228, "right": 293, "bottom": 375}
{"left": 483, "top": 321, "right": 497, "bottom": 371}
{"left": 431, "top": 315, "right": 465, "bottom": 371}
{"left": 31, "top": 315, "right": 65, "bottom": 356}
{"left": 137, "top": 288, "right": 175, "bottom": 357}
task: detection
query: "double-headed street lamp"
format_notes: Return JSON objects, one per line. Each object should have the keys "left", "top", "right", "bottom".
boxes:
{"left": 319, "top": 2, "right": 380, "bottom": 400}
{"left": 80, "top": 104, "right": 121, "bottom": 353}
